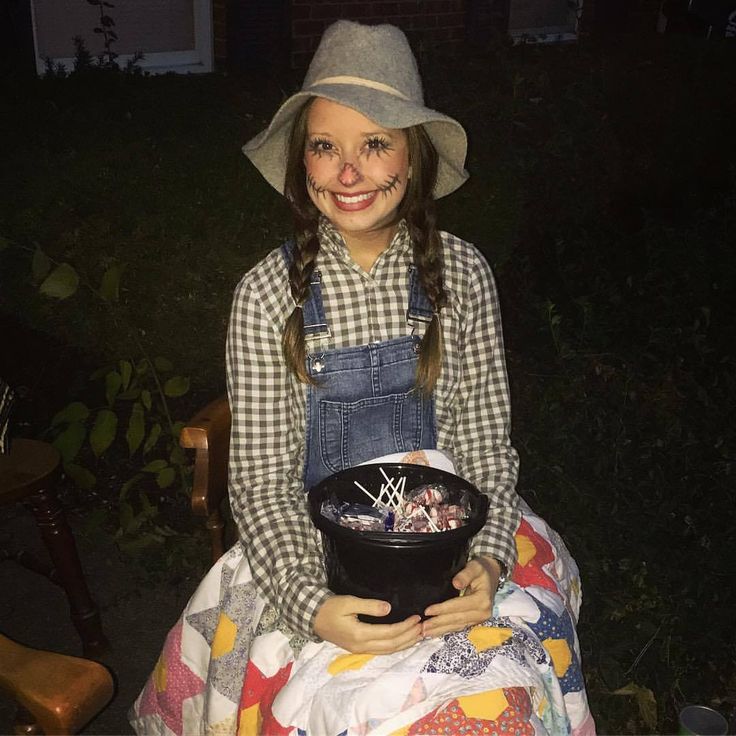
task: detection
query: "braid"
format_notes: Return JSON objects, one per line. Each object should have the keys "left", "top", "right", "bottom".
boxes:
{"left": 282, "top": 99, "right": 322, "bottom": 384}
{"left": 402, "top": 126, "right": 446, "bottom": 394}
{"left": 282, "top": 227, "right": 320, "bottom": 383}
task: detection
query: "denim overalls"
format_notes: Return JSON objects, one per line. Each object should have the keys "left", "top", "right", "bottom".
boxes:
{"left": 282, "top": 243, "right": 439, "bottom": 490}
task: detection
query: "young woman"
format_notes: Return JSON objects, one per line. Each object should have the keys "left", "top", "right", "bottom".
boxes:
{"left": 131, "top": 20, "right": 595, "bottom": 736}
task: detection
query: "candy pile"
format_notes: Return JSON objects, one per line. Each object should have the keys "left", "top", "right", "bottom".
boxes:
{"left": 320, "top": 467, "right": 471, "bottom": 533}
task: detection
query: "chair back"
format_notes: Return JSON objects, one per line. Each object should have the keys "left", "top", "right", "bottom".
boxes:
{"left": 0, "top": 377, "right": 15, "bottom": 454}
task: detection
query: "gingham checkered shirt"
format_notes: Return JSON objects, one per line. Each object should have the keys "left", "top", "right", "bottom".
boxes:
{"left": 226, "top": 219, "right": 521, "bottom": 640}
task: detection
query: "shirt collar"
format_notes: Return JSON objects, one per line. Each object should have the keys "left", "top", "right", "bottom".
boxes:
{"left": 317, "top": 217, "right": 412, "bottom": 263}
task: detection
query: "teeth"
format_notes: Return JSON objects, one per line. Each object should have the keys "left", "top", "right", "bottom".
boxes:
{"left": 334, "top": 192, "right": 374, "bottom": 204}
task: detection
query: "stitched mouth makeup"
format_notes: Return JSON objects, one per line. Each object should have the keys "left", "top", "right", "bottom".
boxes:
{"left": 311, "top": 174, "right": 403, "bottom": 212}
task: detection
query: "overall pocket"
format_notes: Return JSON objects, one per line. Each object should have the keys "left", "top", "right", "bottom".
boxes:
{"left": 318, "top": 392, "right": 425, "bottom": 473}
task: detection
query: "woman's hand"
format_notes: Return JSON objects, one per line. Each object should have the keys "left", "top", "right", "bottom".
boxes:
{"left": 314, "top": 595, "right": 422, "bottom": 654}
{"left": 421, "top": 556, "right": 501, "bottom": 639}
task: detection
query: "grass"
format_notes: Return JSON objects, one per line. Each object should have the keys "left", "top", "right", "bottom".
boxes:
{"left": 1, "top": 28, "right": 735, "bottom": 734}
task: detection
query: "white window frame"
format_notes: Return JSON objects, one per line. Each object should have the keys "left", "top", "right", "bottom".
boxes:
{"left": 30, "top": 0, "right": 213, "bottom": 75}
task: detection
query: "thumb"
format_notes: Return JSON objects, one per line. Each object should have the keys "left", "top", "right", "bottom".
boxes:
{"left": 346, "top": 596, "right": 391, "bottom": 618}
{"left": 452, "top": 568, "right": 472, "bottom": 591}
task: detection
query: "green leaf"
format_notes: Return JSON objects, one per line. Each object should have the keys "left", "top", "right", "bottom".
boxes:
{"left": 51, "top": 401, "right": 89, "bottom": 427}
{"left": 99, "top": 263, "right": 124, "bottom": 302}
{"left": 135, "top": 358, "right": 149, "bottom": 376}
{"left": 39, "top": 263, "right": 79, "bottom": 299}
{"left": 119, "top": 472, "right": 143, "bottom": 501}
{"left": 139, "top": 489, "right": 156, "bottom": 516}
{"left": 142, "top": 459, "right": 167, "bottom": 473}
{"left": 105, "top": 371, "right": 122, "bottom": 406}
{"left": 156, "top": 466, "right": 176, "bottom": 488}
{"left": 143, "top": 422, "right": 161, "bottom": 454}
{"left": 119, "top": 360, "right": 133, "bottom": 391}
{"left": 32, "top": 247, "right": 52, "bottom": 282}
{"left": 117, "top": 387, "right": 141, "bottom": 401}
{"left": 64, "top": 462, "right": 96, "bottom": 490}
{"left": 118, "top": 500, "right": 136, "bottom": 534}
{"left": 163, "top": 375, "right": 189, "bottom": 398}
{"left": 0, "top": 234, "right": 10, "bottom": 251}
{"left": 613, "top": 682, "right": 657, "bottom": 731}
{"left": 90, "top": 408, "right": 117, "bottom": 457}
{"left": 141, "top": 389, "right": 152, "bottom": 411}
{"left": 169, "top": 445, "right": 186, "bottom": 466}
{"left": 52, "top": 421, "right": 86, "bottom": 463}
{"left": 154, "top": 356, "right": 173, "bottom": 372}
{"left": 171, "top": 421, "right": 185, "bottom": 439}
{"left": 126, "top": 402, "right": 145, "bottom": 456}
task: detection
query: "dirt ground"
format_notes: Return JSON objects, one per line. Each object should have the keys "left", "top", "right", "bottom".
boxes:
{"left": 0, "top": 502, "right": 200, "bottom": 734}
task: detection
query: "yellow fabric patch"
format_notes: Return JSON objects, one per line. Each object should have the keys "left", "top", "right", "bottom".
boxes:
{"left": 388, "top": 726, "right": 411, "bottom": 736}
{"left": 211, "top": 613, "right": 237, "bottom": 659}
{"left": 543, "top": 637, "right": 572, "bottom": 678}
{"left": 467, "top": 626, "right": 513, "bottom": 652}
{"left": 570, "top": 577, "right": 581, "bottom": 597}
{"left": 327, "top": 653, "right": 375, "bottom": 676}
{"left": 516, "top": 534, "right": 537, "bottom": 566}
{"left": 237, "top": 703, "right": 261, "bottom": 736}
{"left": 457, "top": 689, "right": 509, "bottom": 720}
{"left": 153, "top": 655, "right": 167, "bottom": 693}
{"left": 537, "top": 695, "right": 549, "bottom": 717}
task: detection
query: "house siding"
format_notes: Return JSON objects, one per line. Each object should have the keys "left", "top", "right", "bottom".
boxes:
{"left": 290, "top": 0, "right": 466, "bottom": 66}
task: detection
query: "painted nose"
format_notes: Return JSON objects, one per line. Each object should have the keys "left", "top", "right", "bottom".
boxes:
{"left": 338, "top": 162, "right": 363, "bottom": 187}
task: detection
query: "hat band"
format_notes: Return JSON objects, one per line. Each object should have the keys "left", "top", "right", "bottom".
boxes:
{"left": 308, "top": 75, "right": 411, "bottom": 101}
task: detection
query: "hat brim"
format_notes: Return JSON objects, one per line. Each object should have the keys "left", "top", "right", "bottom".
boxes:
{"left": 242, "top": 85, "right": 468, "bottom": 199}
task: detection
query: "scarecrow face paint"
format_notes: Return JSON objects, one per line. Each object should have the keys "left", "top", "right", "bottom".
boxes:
{"left": 304, "top": 98, "right": 409, "bottom": 258}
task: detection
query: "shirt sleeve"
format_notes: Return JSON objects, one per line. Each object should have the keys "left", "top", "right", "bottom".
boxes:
{"left": 450, "top": 248, "right": 521, "bottom": 574}
{"left": 226, "top": 270, "right": 332, "bottom": 640}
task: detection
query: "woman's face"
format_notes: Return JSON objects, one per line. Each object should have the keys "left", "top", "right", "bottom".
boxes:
{"left": 304, "top": 97, "right": 409, "bottom": 250}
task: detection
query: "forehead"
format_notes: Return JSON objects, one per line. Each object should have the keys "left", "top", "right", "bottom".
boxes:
{"left": 306, "top": 97, "right": 403, "bottom": 138}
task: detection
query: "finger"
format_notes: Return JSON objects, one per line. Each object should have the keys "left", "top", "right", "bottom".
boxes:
{"left": 364, "top": 620, "right": 423, "bottom": 654}
{"left": 451, "top": 560, "right": 484, "bottom": 590}
{"left": 356, "top": 614, "right": 422, "bottom": 639}
{"left": 422, "top": 610, "right": 473, "bottom": 638}
{"left": 424, "top": 590, "right": 479, "bottom": 618}
{"left": 343, "top": 596, "right": 392, "bottom": 619}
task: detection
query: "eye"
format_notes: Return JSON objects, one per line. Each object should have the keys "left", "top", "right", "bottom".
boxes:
{"left": 307, "top": 138, "right": 335, "bottom": 156}
{"left": 365, "top": 136, "right": 392, "bottom": 155}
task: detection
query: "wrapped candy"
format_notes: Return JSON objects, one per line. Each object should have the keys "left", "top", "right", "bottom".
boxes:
{"left": 321, "top": 473, "right": 472, "bottom": 533}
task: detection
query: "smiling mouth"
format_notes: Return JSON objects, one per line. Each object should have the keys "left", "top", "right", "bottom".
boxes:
{"left": 331, "top": 191, "right": 378, "bottom": 211}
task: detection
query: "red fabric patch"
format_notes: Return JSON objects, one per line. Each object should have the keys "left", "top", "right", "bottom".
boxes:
{"left": 408, "top": 688, "right": 534, "bottom": 735}
{"left": 237, "top": 659, "right": 293, "bottom": 736}
{"left": 512, "top": 518, "right": 558, "bottom": 594}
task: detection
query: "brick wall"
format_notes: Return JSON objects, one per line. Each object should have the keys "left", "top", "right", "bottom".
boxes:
{"left": 212, "top": 0, "right": 226, "bottom": 66}
{"left": 291, "top": 0, "right": 466, "bottom": 66}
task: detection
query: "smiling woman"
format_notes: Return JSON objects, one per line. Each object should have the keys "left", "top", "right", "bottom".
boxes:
{"left": 301, "top": 98, "right": 410, "bottom": 265}
{"left": 130, "top": 19, "right": 595, "bottom": 736}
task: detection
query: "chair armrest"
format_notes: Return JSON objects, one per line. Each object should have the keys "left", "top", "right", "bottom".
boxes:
{"left": 0, "top": 634, "right": 114, "bottom": 735}
{"left": 180, "top": 395, "right": 231, "bottom": 519}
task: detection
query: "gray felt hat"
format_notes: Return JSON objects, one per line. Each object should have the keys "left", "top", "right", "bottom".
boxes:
{"left": 242, "top": 20, "right": 468, "bottom": 199}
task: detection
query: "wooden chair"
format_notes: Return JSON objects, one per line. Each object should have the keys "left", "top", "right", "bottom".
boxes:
{"left": 0, "top": 633, "right": 114, "bottom": 735}
{"left": 0, "top": 380, "right": 107, "bottom": 656}
{"left": 179, "top": 395, "right": 231, "bottom": 565}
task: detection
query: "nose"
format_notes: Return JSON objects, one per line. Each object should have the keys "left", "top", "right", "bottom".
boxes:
{"left": 338, "top": 162, "right": 363, "bottom": 188}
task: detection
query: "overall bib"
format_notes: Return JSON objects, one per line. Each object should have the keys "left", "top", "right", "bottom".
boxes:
{"left": 280, "top": 243, "right": 438, "bottom": 491}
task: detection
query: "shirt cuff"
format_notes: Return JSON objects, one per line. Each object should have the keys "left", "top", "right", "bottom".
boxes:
{"left": 469, "top": 507, "right": 521, "bottom": 576}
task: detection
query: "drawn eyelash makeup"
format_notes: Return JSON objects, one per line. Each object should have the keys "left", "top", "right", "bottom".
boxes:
{"left": 365, "top": 136, "right": 393, "bottom": 156}
{"left": 307, "top": 173, "right": 328, "bottom": 197}
{"left": 378, "top": 174, "right": 401, "bottom": 197}
{"left": 306, "top": 138, "right": 334, "bottom": 157}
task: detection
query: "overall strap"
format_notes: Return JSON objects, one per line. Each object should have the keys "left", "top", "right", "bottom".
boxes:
{"left": 406, "top": 265, "right": 435, "bottom": 324}
{"left": 280, "top": 241, "right": 330, "bottom": 339}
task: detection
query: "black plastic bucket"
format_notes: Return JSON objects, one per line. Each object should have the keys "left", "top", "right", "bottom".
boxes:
{"left": 308, "top": 463, "right": 489, "bottom": 624}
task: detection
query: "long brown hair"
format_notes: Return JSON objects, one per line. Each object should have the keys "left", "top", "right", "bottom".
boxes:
{"left": 281, "top": 99, "right": 447, "bottom": 393}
